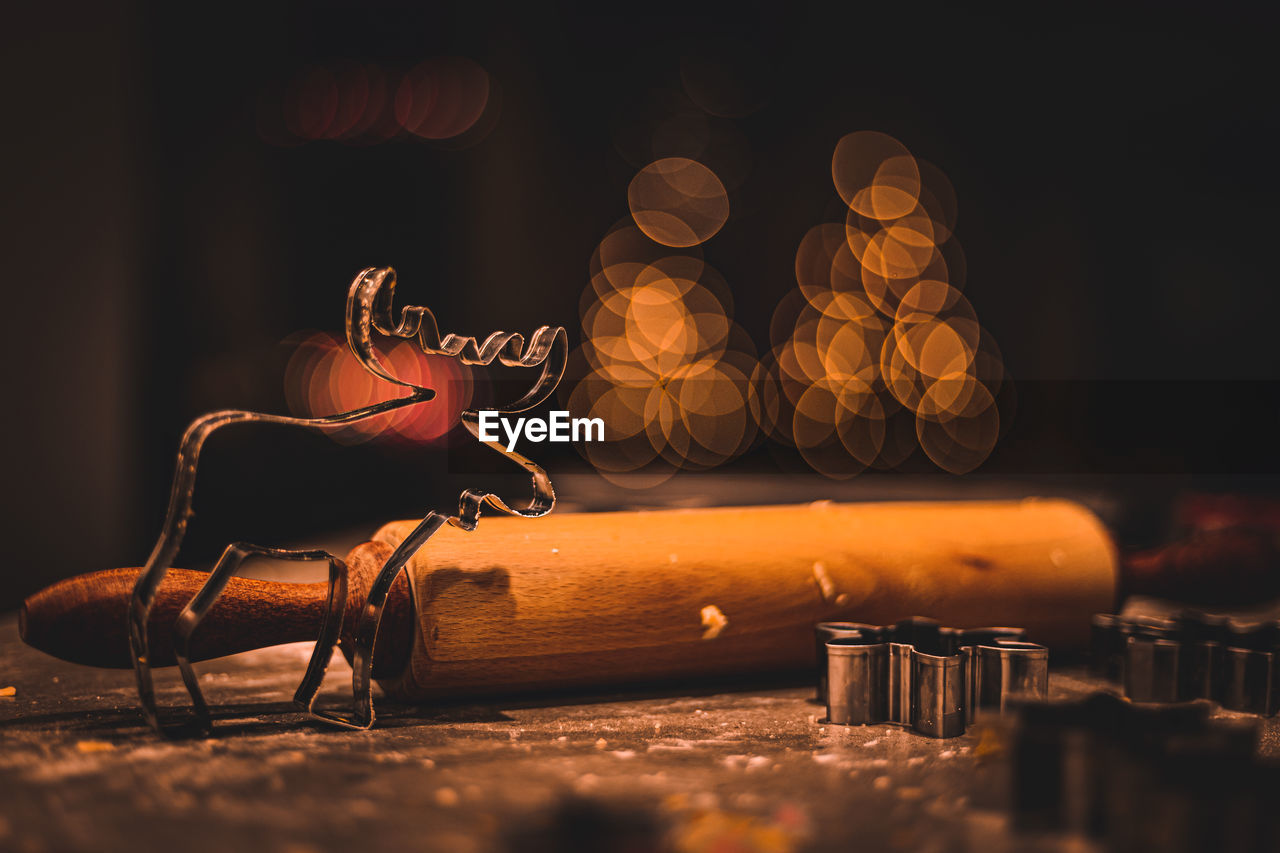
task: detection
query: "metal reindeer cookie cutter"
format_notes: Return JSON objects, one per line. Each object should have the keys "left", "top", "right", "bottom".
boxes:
{"left": 128, "top": 266, "right": 567, "bottom": 735}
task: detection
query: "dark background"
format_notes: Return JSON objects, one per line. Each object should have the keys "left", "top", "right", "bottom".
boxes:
{"left": 2, "top": 2, "right": 1278, "bottom": 609}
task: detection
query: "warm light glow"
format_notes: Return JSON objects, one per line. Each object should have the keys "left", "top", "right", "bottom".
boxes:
{"left": 569, "top": 209, "right": 756, "bottom": 484}
{"left": 628, "top": 158, "right": 730, "bottom": 248}
{"left": 284, "top": 331, "right": 471, "bottom": 444}
{"left": 395, "top": 56, "right": 491, "bottom": 140}
{"left": 261, "top": 58, "right": 492, "bottom": 146}
{"left": 577, "top": 118, "right": 1006, "bottom": 482}
{"left": 283, "top": 67, "right": 339, "bottom": 141}
{"left": 832, "top": 132, "right": 920, "bottom": 220}
{"left": 758, "top": 129, "right": 1008, "bottom": 476}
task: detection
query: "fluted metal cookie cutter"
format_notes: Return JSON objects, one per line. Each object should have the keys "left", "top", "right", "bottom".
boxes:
{"left": 1092, "top": 606, "right": 1280, "bottom": 715}
{"left": 818, "top": 617, "right": 1049, "bottom": 738}
{"left": 1008, "top": 691, "right": 1276, "bottom": 846}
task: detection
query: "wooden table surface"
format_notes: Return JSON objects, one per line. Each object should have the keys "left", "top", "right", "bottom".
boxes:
{"left": 2, "top": 603, "right": 1194, "bottom": 853}
{"left": 2, "top": 475, "right": 1265, "bottom": 852}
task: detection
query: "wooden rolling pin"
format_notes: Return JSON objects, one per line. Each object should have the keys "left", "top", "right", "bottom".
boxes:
{"left": 22, "top": 500, "right": 1124, "bottom": 699}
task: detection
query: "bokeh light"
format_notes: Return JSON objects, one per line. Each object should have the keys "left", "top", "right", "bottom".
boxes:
{"left": 628, "top": 158, "right": 730, "bottom": 248}
{"left": 283, "top": 331, "right": 472, "bottom": 445}
{"left": 567, "top": 212, "right": 758, "bottom": 486}
{"left": 759, "top": 130, "right": 1008, "bottom": 476}
{"left": 612, "top": 89, "right": 753, "bottom": 190}
{"left": 394, "top": 56, "right": 491, "bottom": 140}
{"left": 259, "top": 57, "right": 491, "bottom": 146}
{"left": 832, "top": 132, "right": 920, "bottom": 220}
{"left": 576, "top": 116, "right": 1006, "bottom": 483}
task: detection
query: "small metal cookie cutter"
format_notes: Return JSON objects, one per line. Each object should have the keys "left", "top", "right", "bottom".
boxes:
{"left": 818, "top": 617, "right": 1049, "bottom": 738}
{"left": 1092, "top": 608, "right": 1280, "bottom": 715}
{"left": 1008, "top": 691, "right": 1274, "bottom": 845}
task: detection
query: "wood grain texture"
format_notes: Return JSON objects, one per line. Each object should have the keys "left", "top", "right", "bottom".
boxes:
{"left": 370, "top": 499, "right": 1118, "bottom": 701}
{"left": 20, "top": 558, "right": 414, "bottom": 677}
{"left": 20, "top": 568, "right": 330, "bottom": 668}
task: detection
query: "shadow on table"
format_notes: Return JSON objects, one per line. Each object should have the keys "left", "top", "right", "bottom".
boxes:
{"left": 0, "top": 668, "right": 814, "bottom": 740}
